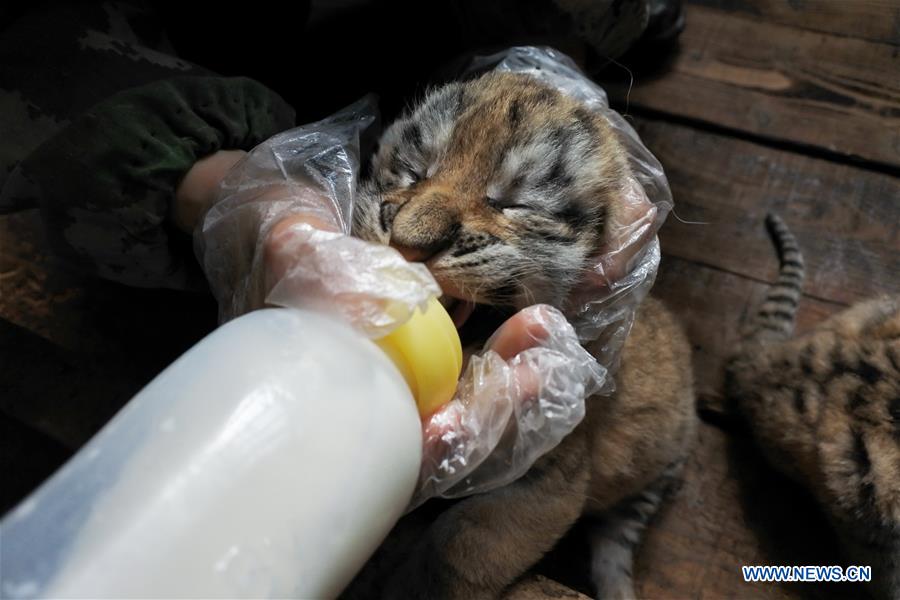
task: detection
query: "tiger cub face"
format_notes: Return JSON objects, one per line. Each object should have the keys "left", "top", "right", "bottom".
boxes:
{"left": 353, "top": 72, "right": 630, "bottom": 322}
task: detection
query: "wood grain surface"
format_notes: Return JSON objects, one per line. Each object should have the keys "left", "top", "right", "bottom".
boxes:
{"left": 601, "top": 3, "right": 900, "bottom": 168}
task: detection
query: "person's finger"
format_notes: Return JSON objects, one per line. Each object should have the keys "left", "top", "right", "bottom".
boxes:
{"left": 510, "top": 361, "right": 542, "bottom": 406}
{"left": 172, "top": 150, "right": 247, "bottom": 233}
{"left": 617, "top": 187, "right": 655, "bottom": 227}
{"left": 420, "top": 399, "right": 466, "bottom": 464}
{"left": 420, "top": 347, "right": 543, "bottom": 467}
{"left": 593, "top": 188, "right": 657, "bottom": 285}
{"left": 485, "top": 306, "right": 553, "bottom": 360}
{"left": 263, "top": 211, "right": 340, "bottom": 287}
{"left": 269, "top": 212, "right": 338, "bottom": 240}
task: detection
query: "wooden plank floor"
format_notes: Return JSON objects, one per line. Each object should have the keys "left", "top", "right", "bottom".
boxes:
{"left": 601, "top": 2, "right": 900, "bottom": 168}
{"left": 638, "top": 118, "right": 900, "bottom": 407}
{"left": 591, "top": 1, "right": 900, "bottom": 598}
{"left": 1, "top": 1, "right": 898, "bottom": 598}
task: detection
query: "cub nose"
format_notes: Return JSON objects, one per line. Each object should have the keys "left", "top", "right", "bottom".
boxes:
{"left": 389, "top": 189, "right": 459, "bottom": 262}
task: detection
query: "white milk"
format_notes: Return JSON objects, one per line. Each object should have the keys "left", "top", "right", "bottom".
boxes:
{"left": 0, "top": 309, "right": 422, "bottom": 599}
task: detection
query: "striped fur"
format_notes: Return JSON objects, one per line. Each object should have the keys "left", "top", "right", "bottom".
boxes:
{"left": 342, "top": 74, "right": 697, "bottom": 600}
{"left": 744, "top": 213, "right": 806, "bottom": 342}
{"left": 352, "top": 72, "right": 629, "bottom": 308}
{"left": 342, "top": 299, "right": 696, "bottom": 600}
{"left": 727, "top": 215, "right": 900, "bottom": 600}
{"left": 589, "top": 460, "right": 685, "bottom": 599}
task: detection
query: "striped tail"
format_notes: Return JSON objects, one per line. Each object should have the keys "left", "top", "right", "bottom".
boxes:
{"left": 748, "top": 213, "right": 806, "bottom": 342}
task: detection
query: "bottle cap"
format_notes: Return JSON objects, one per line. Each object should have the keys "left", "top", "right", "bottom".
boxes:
{"left": 375, "top": 297, "right": 463, "bottom": 417}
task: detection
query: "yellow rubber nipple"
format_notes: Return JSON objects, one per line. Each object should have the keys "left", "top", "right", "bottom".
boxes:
{"left": 375, "top": 297, "right": 463, "bottom": 418}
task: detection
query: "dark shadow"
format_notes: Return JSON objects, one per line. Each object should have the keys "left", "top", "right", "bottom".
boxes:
{"left": 725, "top": 430, "right": 871, "bottom": 600}
{"left": 0, "top": 413, "right": 71, "bottom": 516}
{"left": 533, "top": 515, "right": 595, "bottom": 596}
{"left": 589, "top": 37, "right": 683, "bottom": 86}
{"left": 0, "top": 278, "right": 217, "bottom": 448}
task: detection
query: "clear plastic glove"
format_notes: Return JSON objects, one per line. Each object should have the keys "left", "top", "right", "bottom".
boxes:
{"left": 411, "top": 304, "right": 605, "bottom": 509}
{"left": 194, "top": 46, "right": 672, "bottom": 507}
{"left": 195, "top": 97, "right": 440, "bottom": 336}
{"left": 193, "top": 102, "right": 605, "bottom": 508}
{"left": 458, "top": 47, "right": 672, "bottom": 368}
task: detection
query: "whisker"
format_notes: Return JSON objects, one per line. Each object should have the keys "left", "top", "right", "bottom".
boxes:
{"left": 671, "top": 207, "right": 710, "bottom": 226}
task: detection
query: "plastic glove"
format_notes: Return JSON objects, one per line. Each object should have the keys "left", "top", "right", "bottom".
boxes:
{"left": 439, "top": 46, "right": 675, "bottom": 392}
{"left": 411, "top": 304, "right": 605, "bottom": 509}
{"left": 194, "top": 45, "right": 675, "bottom": 506}
{"left": 459, "top": 47, "right": 672, "bottom": 354}
{"left": 195, "top": 97, "right": 440, "bottom": 335}
{"left": 193, "top": 100, "right": 606, "bottom": 508}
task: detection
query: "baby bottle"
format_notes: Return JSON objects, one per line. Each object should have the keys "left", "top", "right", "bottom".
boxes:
{"left": 0, "top": 298, "right": 462, "bottom": 599}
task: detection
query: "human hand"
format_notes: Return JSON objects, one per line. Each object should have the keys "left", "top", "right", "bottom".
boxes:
{"left": 591, "top": 178, "right": 657, "bottom": 288}
{"left": 194, "top": 97, "right": 440, "bottom": 330}
{"left": 172, "top": 150, "right": 247, "bottom": 234}
{"left": 190, "top": 99, "right": 606, "bottom": 510}
{"left": 410, "top": 304, "right": 605, "bottom": 509}
{"left": 260, "top": 203, "right": 439, "bottom": 337}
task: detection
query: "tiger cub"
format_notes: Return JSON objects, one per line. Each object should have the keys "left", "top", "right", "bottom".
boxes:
{"left": 726, "top": 214, "right": 900, "bottom": 600}
{"left": 345, "top": 71, "right": 697, "bottom": 599}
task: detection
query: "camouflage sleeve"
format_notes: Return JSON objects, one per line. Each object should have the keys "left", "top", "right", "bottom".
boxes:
{"left": 19, "top": 75, "right": 295, "bottom": 290}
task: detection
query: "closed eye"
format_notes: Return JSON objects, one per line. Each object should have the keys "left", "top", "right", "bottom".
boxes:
{"left": 486, "top": 196, "right": 531, "bottom": 212}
